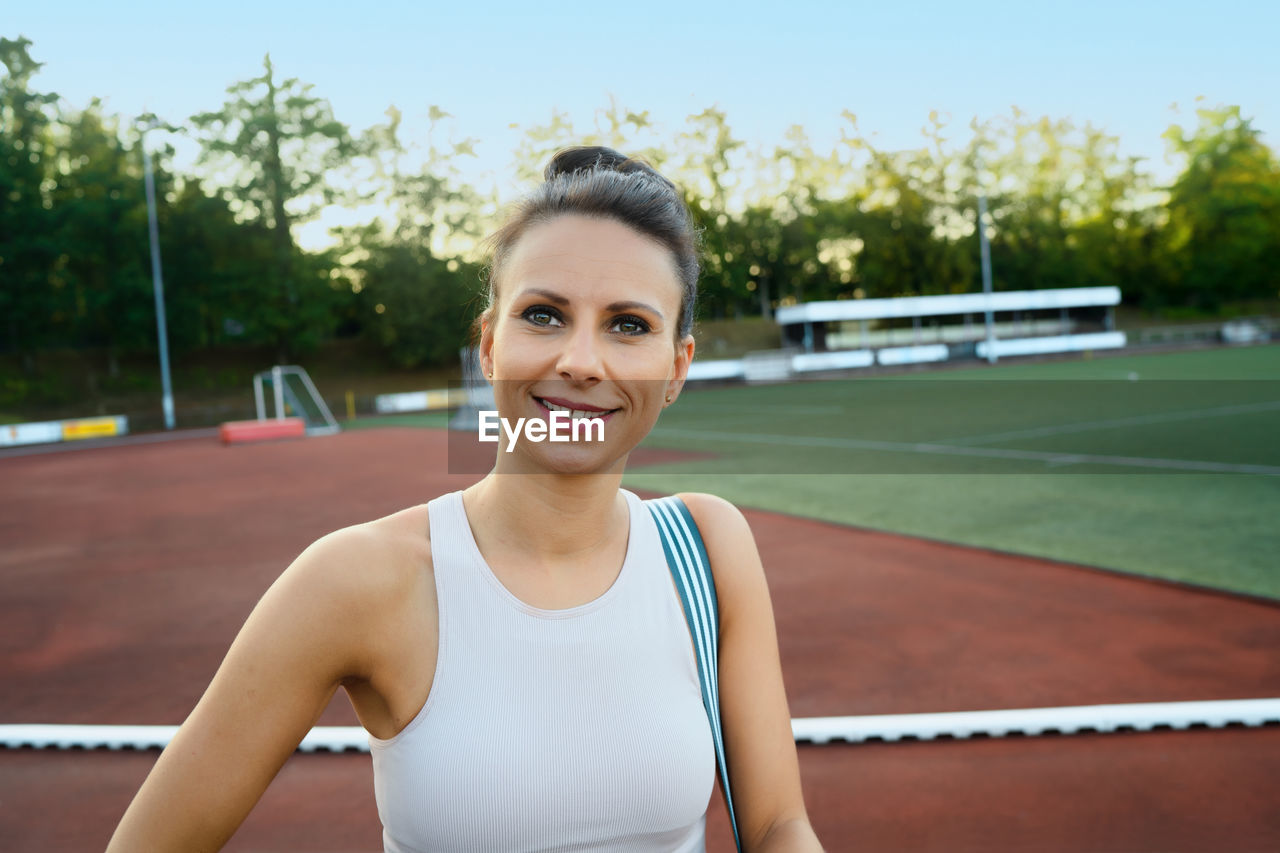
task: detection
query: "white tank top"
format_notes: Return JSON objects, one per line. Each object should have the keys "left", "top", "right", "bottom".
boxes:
{"left": 369, "top": 488, "right": 715, "bottom": 852}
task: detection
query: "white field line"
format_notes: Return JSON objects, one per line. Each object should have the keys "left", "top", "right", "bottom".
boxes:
{"left": 675, "top": 404, "right": 847, "bottom": 416}
{"left": 5, "top": 699, "right": 1278, "bottom": 752}
{"left": 647, "top": 427, "right": 1280, "bottom": 476}
{"left": 940, "top": 399, "right": 1280, "bottom": 446}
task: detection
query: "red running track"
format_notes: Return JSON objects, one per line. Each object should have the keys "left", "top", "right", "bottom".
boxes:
{"left": 2, "top": 428, "right": 1278, "bottom": 851}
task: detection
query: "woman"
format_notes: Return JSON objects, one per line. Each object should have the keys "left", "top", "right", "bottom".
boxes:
{"left": 108, "top": 147, "right": 822, "bottom": 852}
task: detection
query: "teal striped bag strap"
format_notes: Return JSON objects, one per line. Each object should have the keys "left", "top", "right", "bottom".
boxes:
{"left": 645, "top": 495, "right": 743, "bottom": 853}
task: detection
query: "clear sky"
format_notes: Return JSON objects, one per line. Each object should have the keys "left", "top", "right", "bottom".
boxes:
{"left": 7, "top": 0, "right": 1277, "bottom": 241}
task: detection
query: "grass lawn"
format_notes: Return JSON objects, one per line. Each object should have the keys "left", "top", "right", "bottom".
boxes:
{"left": 624, "top": 344, "right": 1280, "bottom": 600}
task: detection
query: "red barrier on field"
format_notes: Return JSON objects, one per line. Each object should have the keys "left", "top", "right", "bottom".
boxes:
{"left": 219, "top": 418, "right": 306, "bottom": 445}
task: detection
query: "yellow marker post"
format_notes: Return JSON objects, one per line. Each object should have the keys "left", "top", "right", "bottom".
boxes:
{"left": 346, "top": 390, "right": 356, "bottom": 421}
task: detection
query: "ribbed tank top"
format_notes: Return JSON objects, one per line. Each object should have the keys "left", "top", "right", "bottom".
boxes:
{"left": 369, "top": 488, "right": 715, "bottom": 853}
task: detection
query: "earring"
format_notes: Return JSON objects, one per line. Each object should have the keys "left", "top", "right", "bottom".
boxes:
{"left": 665, "top": 394, "right": 672, "bottom": 403}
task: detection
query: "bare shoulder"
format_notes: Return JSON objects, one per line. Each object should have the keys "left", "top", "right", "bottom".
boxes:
{"left": 267, "top": 504, "right": 434, "bottom": 677}
{"left": 674, "top": 490, "right": 750, "bottom": 532}
{"left": 294, "top": 504, "right": 433, "bottom": 599}
{"left": 672, "top": 492, "right": 766, "bottom": 616}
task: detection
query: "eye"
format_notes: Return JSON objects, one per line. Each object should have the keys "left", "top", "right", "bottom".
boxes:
{"left": 611, "top": 314, "right": 651, "bottom": 336}
{"left": 521, "top": 305, "right": 563, "bottom": 327}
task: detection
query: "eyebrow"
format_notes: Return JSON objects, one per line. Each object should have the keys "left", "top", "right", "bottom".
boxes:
{"left": 520, "top": 288, "right": 569, "bottom": 306}
{"left": 517, "top": 288, "right": 665, "bottom": 320}
{"left": 606, "top": 299, "right": 665, "bottom": 319}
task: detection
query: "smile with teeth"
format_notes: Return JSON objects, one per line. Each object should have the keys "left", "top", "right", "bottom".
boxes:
{"left": 535, "top": 397, "right": 620, "bottom": 420}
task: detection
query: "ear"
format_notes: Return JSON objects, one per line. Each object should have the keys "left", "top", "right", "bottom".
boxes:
{"left": 478, "top": 312, "right": 495, "bottom": 381}
{"left": 664, "top": 334, "right": 696, "bottom": 406}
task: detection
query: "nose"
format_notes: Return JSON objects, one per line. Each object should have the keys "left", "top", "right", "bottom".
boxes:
{"left": 555, "top": 323, "right": 605, "bottom": 383}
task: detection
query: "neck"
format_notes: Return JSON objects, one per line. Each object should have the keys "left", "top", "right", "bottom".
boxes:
{"left": 462, "top": 470, "right": 629, "bottom": 572}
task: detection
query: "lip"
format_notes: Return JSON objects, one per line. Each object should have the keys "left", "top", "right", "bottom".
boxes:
{"left": 533, "top": 395, "right": 621, "bottom": 421}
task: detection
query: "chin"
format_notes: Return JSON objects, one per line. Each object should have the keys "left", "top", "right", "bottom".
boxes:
{"left": 495, "top": 437, "right": 627, "bottom": 476}
{"left": 529, "top": 447, "right": 627, "bottom": 477}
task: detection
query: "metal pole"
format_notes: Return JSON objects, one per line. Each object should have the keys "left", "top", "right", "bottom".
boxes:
{"left": 978, "top": 193, "right": 997, "bottom": 364}
{"left": 142, "top": 128, "right": 176, "bottom": 428}
{"left": 272, "top": 366, "right": 285, "bottom": 420}
{"left": 253, "top": 374, "right": 265, "bottom": 421}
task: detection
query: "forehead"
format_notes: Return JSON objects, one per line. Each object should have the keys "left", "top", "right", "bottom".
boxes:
{"left": 501, "top": 214, "right": 681, "bottom": 305}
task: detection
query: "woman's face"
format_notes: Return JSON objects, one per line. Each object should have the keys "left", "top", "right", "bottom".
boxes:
{"left": 478, "top": 214, "right": 695, "bottom": 475}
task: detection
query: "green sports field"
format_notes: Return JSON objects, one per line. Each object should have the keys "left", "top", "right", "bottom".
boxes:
{"left": 624, "top": 344, "right": 1280, "bottom": 600}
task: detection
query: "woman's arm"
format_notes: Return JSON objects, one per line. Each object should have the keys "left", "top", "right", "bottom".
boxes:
{"left": 680, "top": 492, "right": 824, "bottom": 853}
{"left": 106, "top": 525, "right": 391, "bottom": 852}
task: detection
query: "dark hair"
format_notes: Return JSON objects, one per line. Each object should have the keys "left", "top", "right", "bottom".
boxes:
{"left": 478, "top": 146, "right": 701, "bottom": 340}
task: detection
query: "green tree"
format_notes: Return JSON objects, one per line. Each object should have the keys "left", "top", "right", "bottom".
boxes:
{"left": 675, "top": 106, "right": 749, "bottom": 320}
{"left": 338, "top": 106, "right": 485, "bottom": 367}
{"left": 357, "top": 105, "right": 485, "bottom": 259}
{"left": 190, "top": 54, "right": 355, "bottom": 355}
{"left": 507, "top": 98, "right": 668, "bottom": 188}
{"left": 0, "top": 36, "right": 59, "bottom": 369}
{"left": 828, "top": 112, "right": 974, "bottom": 302}
{"left": 1161, "top": 105, "right": 1280, "bottom": 311}
{"left": 745, "top": 125, "right": 832, "bottom": 315}
{"left": 158, "top": 181, "right": 278, "bottom": 351}
{"left": 966, "top": 110, "right": 1154, "bottom": 301}
{"left": 48, "top": 102, "right": 154, "bottom": 372}
{"left": 347, "top": 233, "right": 479, "bottom": 368}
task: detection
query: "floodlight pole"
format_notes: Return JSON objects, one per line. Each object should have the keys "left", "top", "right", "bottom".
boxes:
{"left": 142, "top": 124, "right": 176, "bottom": 429}
{"left": 978, "top": 192, "right": 997, "bottom": 364}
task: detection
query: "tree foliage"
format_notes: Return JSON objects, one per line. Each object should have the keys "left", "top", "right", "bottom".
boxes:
{"left": 49, "top": 103, "right": 155, "bottom": 367}
{"left": 189, "top": 54, "right": 356, "bottom": 355}
{"left": 1162, "top": 106, "right": 1280, "bottom": 310}
{"left": 2, "top": 34, "right": 1278, "bottom": 410}
{"left": 0, "top": 36, "right": 60, "bottom": 368}
{"left": 333, "top": 106, "right": 486, "bottom": 368}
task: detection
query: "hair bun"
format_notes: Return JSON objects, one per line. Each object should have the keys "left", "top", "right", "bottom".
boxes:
{"left": 544, "top": 146, "right": 629, "bottom": 181}
{"left": 543, "top": 145, "right": 677, "bottom": 194}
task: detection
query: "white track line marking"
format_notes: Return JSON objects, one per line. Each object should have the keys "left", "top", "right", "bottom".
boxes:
{"left": 940, "top": 400, "right": 1280, "bottom": 446}
{"left": 790, "top": 698, "right": 1280, "bottom": 744}
{"left": 647, "top": 427, "right": 1280, "bottom": 475}
{"left": 5, "top": 699, "right": 1278, "bottom": 751}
